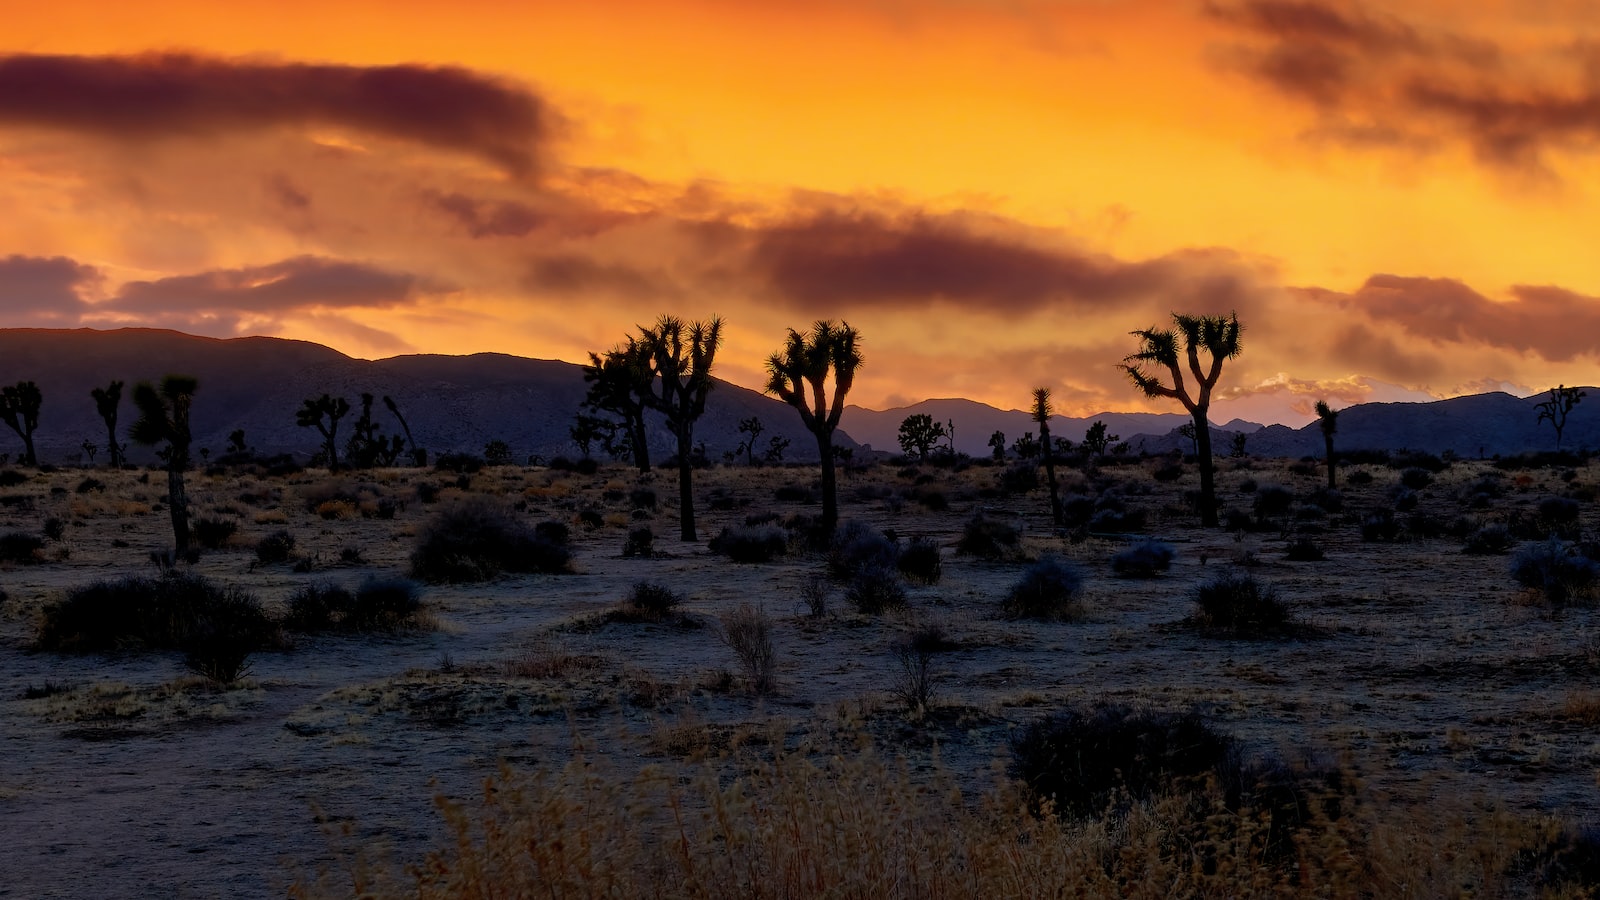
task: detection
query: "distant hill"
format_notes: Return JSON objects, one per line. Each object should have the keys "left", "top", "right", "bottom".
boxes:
{"left": 0, "top": 328, "right": 853, "bottom": 465}
{"left": 841, "top": 398, "right": 1202, "bottom": 456}
{"left": 1123, "top": 390, "right": 1600, "bottom": 458}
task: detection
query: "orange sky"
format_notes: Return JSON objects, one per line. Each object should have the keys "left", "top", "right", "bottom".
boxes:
{"left": 4, "top": 0, "right": 1600, "bottom": 424}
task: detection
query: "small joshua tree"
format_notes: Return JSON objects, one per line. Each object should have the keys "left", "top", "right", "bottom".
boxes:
{"left": 1315, "top": 400, "right": 1339, "bottom": 489}
{"left": 382, "top": 395, "right": 425, "bottom": 466}
{"left": 1033, "top": 389, "right": 1062, "bottom": 527}
{"left": 639, "top": 315, "right": 723, "bottom": 541}
{"left": 765, "top": 320, "right": 863, "bottom": 536}
{"left": 90, "top": 380, "right": 125, "bottom": 468}
{"left": 583, "top": 338, "right": 655, "bottom": 473}
{"left": 296, "top": 394, "right": 350, "bottom": 471}
{"left": 1536, "top": 385, "right": 1586, "bottom": 451}
{"left": 1121, "top": 312, "right": 1242, "bottom": 528}
{"left": 988, "top": 430, "right": 1006, "bottom": 461}
{"left": 1082, "top": 420, "right": 1119, "bottom": 457}
{"left": 131, "top": 376, "right": 197, "bottom": 555}
{"left": 0, "top": 381, "right": 43, "bottom": 467}
{"left": 736, "top": 416, "right": 765, "bottom": 466}
{"left": 897, "top": 413, "right": 946, "bottom": 463}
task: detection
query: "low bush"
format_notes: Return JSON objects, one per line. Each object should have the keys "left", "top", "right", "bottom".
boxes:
{"left": 410, "top": 498, "right": 572, "bottom": 583}
{"left": 1191, "top": 571, "right": 1293, "bottom": 636}
{"left": 1399, "top": 468, "right": 1434, "bottom": 490}
{"left": 629, "top": 487, "right": 657, "bottom": 511}
{"left": 1252, "top": 485, "right": 1294, "bottom": 518}
{"left": 845, "top": 562, "right": 908, "bottom": 614}
{"left": 711, "top": 524, "right": 789, "bottom": 563}
{"left": 622, "top": 525, "right": 654, "bottom": 558}
{"left": 75, "top": 477, "right": 105, "bottom": 494}
{"left": 1284, "top": 538, "right": 1326, "bottom": 561}
{"left": 1463, "top": 523, "right": 1514, "bottom": 555}
{"left": 0, "top": 470, "right": 26, "bottom": 487}
{"left": 624, "top": 581, "right": 684, "bottom": 619}
{"left": 434, "top": 452, "right": 484, "bottom": 474}
{"left": 897, "top": 537, "right": 943, "bottom": 585}
{"left": 717, "top": 602, "right": 776, "bottom": 695}
{"left": 255, "top": 530, "right": 296, "bottom": 564}
{"left": 829, "top": 520, "right": 900, "bottom": 577}
{"left": 1360, "top": 510, "right": 1401, "bottom": 542}
{"left": 0, "top": 531, "right": 45, "bottom": 564}
{"left": 1002, "top": 556, "right": 1085, "bottom": 620}
{"left": 1538, "top": 496, "right": 1583, "bottom": 539}
{"left": 1510, "top": 539, "right": 1600, "bottom": 605}
{"left": 956, "top": 513, "right": 1020, "bottom": 560}
{"left": 774, "top": 484, "right": 815, "bottom": 503}
{"left": 42, "top": 517, "right": 65, "bottom": 541}
{"left": 1110, "top": 539, "right": 1175, "bottom": 577}
{"left": 36, "top": 574, "right": 276, "bottom": 682}
{"left": 192, "top": 516, "right": 239, "bottom": 550}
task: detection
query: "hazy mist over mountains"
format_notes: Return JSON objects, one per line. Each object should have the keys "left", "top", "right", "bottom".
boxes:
{"left": 0, "top": 328, "right": 1592, "bottom": 465}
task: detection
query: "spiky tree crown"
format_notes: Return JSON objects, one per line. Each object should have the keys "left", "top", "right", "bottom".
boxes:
{"left": 765, "top": 320, "right": 863, "bottom": 432}
{"left": 1314, "top": 400, "right": 1338, "bottom": 437}
{"left": 1120, "top": 312, "right": 1241, "bottom": 410}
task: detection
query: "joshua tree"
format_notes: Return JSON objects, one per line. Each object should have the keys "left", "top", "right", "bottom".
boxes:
{"left": 1082, "top": 420, "right": 1120, "bottom": 457}
{"left": 1033, "top": 388, "right": 1063, "bottom": 527}
{"left": 90, "top": 380, "right": 125, "bottom": 468}
{"left": 1536, "top": 385, "right": 1586, "bottom": 451}
{"left": 639, "top": 315, "right": 723, "bottom": 541}
{"left": 345, "top": 393, "right": 405, "bottom": 467}
{"left": 381, "top": 395, "right": 424, "bottom": 466}
{"left": 1121, "top": 312, "right": 1242, "bottom": 528}
{"left": 131, "top": 376, "right": 197, "bottom": 554}
{"left": 765, "top": 320, "right": 862, "bottom": 535}
{"left": 296, "top": 394, "right": 350, "bottom": 470}
{"left": 897, "top": 413, "right": 947, "bottom": 462}
{"left": 0, "top": 381, "right": 43, "bottom": 466}
{"left": 736, "top": 416, "right": 765, "bottom": 466}
{"left": 1011, "top": 432, "right": 1039, "bottom": 459}
{"left": 1315, "top": 400, "right": 1339, "bottom": 489}
{"left": 583, "top": 338, "right": 654, "bottom": 473}
{"left": 570, "top": 413, "right": 613, "bottom": 460}
{"left": 227, "top": 429, "right": 248, "bottom": 455}
{"left": 988, "top": 430, "right": 1006, "bottom": 461}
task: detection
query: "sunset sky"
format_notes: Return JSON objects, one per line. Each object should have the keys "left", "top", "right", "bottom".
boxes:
{"left": 4, "top": 0, "right": 1600, "bottom": 424}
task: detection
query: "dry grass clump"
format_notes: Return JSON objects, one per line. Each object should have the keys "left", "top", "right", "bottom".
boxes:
{"left": 716, "top": 602, "right": 776, "bottom": 694}
{"left": 292, "top": 740, "right": 1592, "bottom": 899}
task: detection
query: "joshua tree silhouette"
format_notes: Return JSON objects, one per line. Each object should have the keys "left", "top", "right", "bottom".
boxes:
{"left": 897, "top": 413, "right": 946, "bottom": 462}
{"left": 638, "top": 315, "right": 723, "bottom": 541}
{"left": 765, "top": 320, "right": 862, "bottom": 535}
{"left": 296, "top": 394, "right": 350, "bottom": 470}
{"left": 1033, "top": 388, "right": 1062, "bottom": 527}
{"left": 1315, "top": 400, "right": 1339, "bottom": 489}
{"left": 0, "top": 381, "right": 43, "bottom": 467}
{"left": 583, "top": 338, "right": 655, "bottom": 473}
{"left": 91, "top": 380, "right": 125, "bottom": 469}
{"left": 381, "top": 395, "right": 424, "bottom": 466}
{"left": 1121, "top": 312, "right": 1242, "bottom": 527}
{"left": 131, "top": 376, "right": 197, "bottom": 554}
{"left": 1535, "top": 385, "right": 1585, "bottom": 451}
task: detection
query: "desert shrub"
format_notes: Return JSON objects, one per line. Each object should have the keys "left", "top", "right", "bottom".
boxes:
{"left": 1009, "top": 705, "right": 1236, "bottom": 819}
{"left": 37, "top": 574, "right": 275, "bottom": 680}
{"left": 0, "top": 470, "right": 25, "bottom": 487}
{"left": 830, "top": 520, "right": 900, "bottom": 577}
{"left": 1223, "top": 509, "right": 1257, "bottom": 532}
{"left": 576, "top": 509, "right": 604, "bottom": 530}
{"left": 957, "top": 513, "right": 1020, "bottom": 560}
{"left": 999, "top": 462, "right": 1038, "bottom": 495}
{"left": 192, "top": 516, "right": 238, "bottom": 550}
{"left": 774, "top": 484, "right": 815, "bottom": 503}
{"left": 1252, "top": 485, "right": 1294, "bottom": 518}
{"left": 1191, "top": 571, "right": 1292, "bottom": 636}
{"left": 717, "top": 602, "right": 776, "bottom": 694}
{"left": 622, "top": 525, "right": 654, "bottom": 558}
{"left": 1152, "top": 463, "right": 1184, "bottom": 483}
{"left": 799, "top": 574, "right": 830, "bottom": 618}
{"left": 1463, "top": 523, "right": 1515, "bottom": 555}
{"left": 1346, "top": 469, "right": 1373, "bottom": 486}
{"left": 416, "top": 482, "right": 441, "bottom": 504}
{"left": 283, "top": 582, "right": 355, "bottom": 632}
{"left": 256, "top": 530, "right": 297, "bottom": 564}
{"left": 1400, "top": 468, "right": 1433, "bottom": 490}
{"left": 1237, "top": 478, "right": 1258, "bottom": 493}
{"left": 1088, "top": 507, "right": 1146, "bottom": 532}
{"left": 75, "top": 477, "right": 105, "bottom": 494}
{"left": 286, "top": 578, "right": 425, "bottom": 632}
{"left": 1058, "top": 494, "right": 1097, "bottom": 528}
{"left": 711, "top": 524, "right": 789, "bottom": 563}
{"left": 1284, "top": 538, "right": 1326, "bottom": 561}
{"left": 1110, "top": 539, "right": 1175, "bottom": 577}
{"left": 910, "top": 486, "right": 948, "bottom": 511}
{"left": 897, "top": 537, "right": 943, "bottom": 585}
{"left": 845, "top": 562, "right": 908, "bottom": 614}
{"left": 535, "top": 520, "right": 571, "bottom": 545}
{"left": 1002, "top": 556, "right": 1085, "bottom": 620}
{"left": 1511, "top": 539, "right": 1600, "bottom": 605}
{"left": 629, "top": 487, "right": 657, "bottom": 511}
{"left": 0, "top": 531, "right": 45, "bottom": 564}
{"left": 1360, "top": 510, "right": 1401, "bottom": 542}
{"left": 1390, "top": 450, "right": 1448, "bottom": 473}
{"left": 1538, "top": 496, "right": 1583, "bottom": 538}
{"left": 1306, "top": 487, "right": 1343, "bottom": 513}
{"left": 42, "top": 517, "right": 66, "bottom": 541}
{"left": 1406, "top": 512, "right": 1448, "bottom": 540}
{"left": 410, "top": 497, "right": 572, "bottom": 583}
{"left": 433, "top": 452, "right": 484, "bottom": 474}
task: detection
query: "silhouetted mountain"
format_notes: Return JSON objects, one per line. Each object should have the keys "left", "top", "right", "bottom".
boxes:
{"left": 0, "top": 328, "right": 852, "bottom": 465}
{"left": 1124, "top": 390, "right": 1600, "bottom": 458}
{"left": 840, "top": 398, "right": 1201, "bottom": 456}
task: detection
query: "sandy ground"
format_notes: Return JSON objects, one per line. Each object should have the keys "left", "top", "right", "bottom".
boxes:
{"left": 1, "top": 455, "right": 1598, "bottom": 897}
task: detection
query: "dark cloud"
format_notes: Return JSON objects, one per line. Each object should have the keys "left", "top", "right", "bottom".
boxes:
{"left": 1205, "top": 1, "right": 1600, "bottom": 171}
{"left": 1328, "top": 321, "right": 1442, "bottom": 381}
{"left": 526, "top": 254, "right": 676, "bottom": 299}
{"left": 1303, "top": 274, "right": 1600, "bottom": 362}
{"left": 0, "top": 53, "right": 548, "bottom": 175}
{"left": 741, "top": 208, "right": 1235, "bottom": 313}
{"left": 111, "top": 256, "right": 437, "bottom": 315}
{"left": 0, "top": 255, "right": 99, "bottom": 323}
{"left": 429, "top": 191, "right": 545, "bottom": 238}
{"left": 266, "top": 174, "right": 311, "bottom": 212}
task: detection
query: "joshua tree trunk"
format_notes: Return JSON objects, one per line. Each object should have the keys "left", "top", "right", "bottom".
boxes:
{"left": 815, "top": 430, "right": 839, "bottom": 530}
{"left": 19, "top": 432, "right": 36, "bottom": 468}
{"left": 1193, "top": 409, "right": 1217, "bottom": 528}
{"left": 629, "top": 409, "right": 651, "bottom": 473}
{"left": 675, "top": 423, "right": 695, "bottom": 542}
{"left": 168, "top": 466, "right": 190, "bottom": 555}
{"left": 1324, "top": 433, "right": 1336, "bottom": 490}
